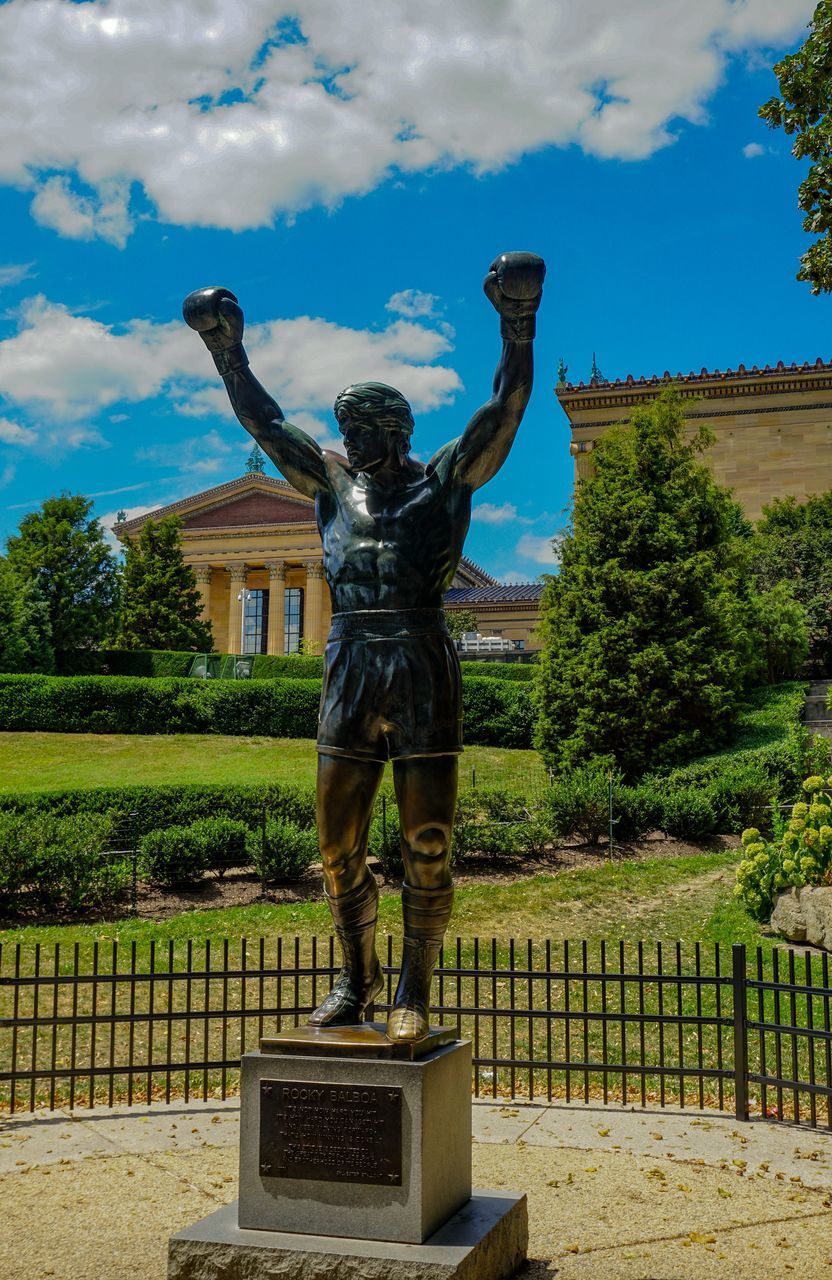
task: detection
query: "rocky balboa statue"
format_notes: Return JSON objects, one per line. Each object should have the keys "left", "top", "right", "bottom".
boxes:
{"left": 183, "top": 252, "right": 545, "bottom": 1042}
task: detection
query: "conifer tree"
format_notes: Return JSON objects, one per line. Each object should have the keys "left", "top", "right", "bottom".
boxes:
{"left": 116, "top": 515, "right": 213, "bottom": 651}
{"left": 536, "top": 390, "right": 755, "bottom": 778}
{"left": 0, "top": 557, "right": 54, "bottom": 673}
{"left": 5, "top": 493, "right": 117, "bottom": 668}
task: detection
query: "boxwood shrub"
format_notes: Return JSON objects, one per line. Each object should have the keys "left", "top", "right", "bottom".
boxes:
{"left": 0, "top": 672, "right": 535, "bottom": 747}
{"left": 0, "top": 781, "right": 317, "bottom": 839}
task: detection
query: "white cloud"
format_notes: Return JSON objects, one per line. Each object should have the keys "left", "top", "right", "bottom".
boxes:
{"left": 386, "top": 290, "right": 441, "bottom": 320}
{"left": 516, "top": 533, "right": 559, "bottom": 565}
{"left": 0, "top": 416, "right": 38, "bottom": 447}
{"left": 0, "top": 295, "right": 461, "bottom": 431}
{"left": 473, "top": 501, "right": 519, "bottom": 525}
{"left": 31, "top": 176, "right": 133, "bottom": 248}
{"left": 0, "top": 0, "right": 813, "bottom": 242}
{"left": 743, "top": 141, "right": 766, "bottom": 158}
{"left": 0, "top": 261, "right": 35, "bottom": 288}
{"left": 0, "top": 462, "right": 15, "bottom": 489}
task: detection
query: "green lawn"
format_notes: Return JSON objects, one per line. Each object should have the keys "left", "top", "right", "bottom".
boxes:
{"left": 0, "top": 732, "right": 546, "bottom": 795}
{"left": 0, "top": 848, "right": 750, "bottom": 952}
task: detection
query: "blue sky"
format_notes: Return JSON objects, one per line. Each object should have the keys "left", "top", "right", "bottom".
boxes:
{"left": 0, "top": 0, "right": 824, "bottom": 582}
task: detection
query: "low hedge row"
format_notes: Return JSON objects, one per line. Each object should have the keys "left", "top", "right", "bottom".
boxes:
{"left": 59, "top": 649, "right": 535, "bottom": 682}
{"left": 0, "top": 673, "right": 534, "bottom": 747}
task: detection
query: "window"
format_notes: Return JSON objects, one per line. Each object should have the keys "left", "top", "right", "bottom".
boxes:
{"left": 242, "top": 589, "right": 269, "bottom": 655}
{"left": 284, "top": 587, "right": 304, "bottom": 654}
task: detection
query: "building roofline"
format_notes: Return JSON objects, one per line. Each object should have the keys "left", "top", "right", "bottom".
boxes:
{"left": 556, "top": 356, "right": 832, "bottom": 399}
{"left": 114, "top": 473, "right": 313, "bottom": 534}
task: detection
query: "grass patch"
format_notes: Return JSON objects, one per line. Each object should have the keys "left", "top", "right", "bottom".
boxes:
{"left": 0, "top": 733, "right": 547, "bottom": 796}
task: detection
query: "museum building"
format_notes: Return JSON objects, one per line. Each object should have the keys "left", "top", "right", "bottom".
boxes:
{"left": 558, "top": 357, "right": 832, "bottom": 522}
{"left": 113, "top": 474, "right": 544, "bottom": 656}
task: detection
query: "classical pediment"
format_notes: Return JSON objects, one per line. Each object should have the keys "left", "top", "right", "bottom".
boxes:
{"left": 181, "top": 491, "right": 315, "bottom": 529}
{"left": 115, "top": 474, "right": 314, "bottom": 539}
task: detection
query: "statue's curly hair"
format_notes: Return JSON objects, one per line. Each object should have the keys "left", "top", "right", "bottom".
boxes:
{"left": 333, "top": 382, "right": 414, "bottom": 441}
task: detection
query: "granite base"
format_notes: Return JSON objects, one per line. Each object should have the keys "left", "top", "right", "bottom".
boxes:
{"left": 168, "top": 1191, "right": 528, "bottom": 1280}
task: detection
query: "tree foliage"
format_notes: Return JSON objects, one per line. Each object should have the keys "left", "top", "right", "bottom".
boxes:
{"left": 759, "top": 1, "right": 832, "bottom": 293}
{"left": 536, "top": 391, "right": 756, "bottom": 779}
{"left": 4, "top": 494, "right": 117, "bottom": 669}
{"left": 444, "top": 607, "right": 479, "bottom": 640}
{"left": 0, "top": 557, "right": 54, "bottom": 674}
{"left": 115, "top": 515, "right": 213, "bottom": 652}
{"left": 749, "top": 492, "right": 832, "bottom": 672}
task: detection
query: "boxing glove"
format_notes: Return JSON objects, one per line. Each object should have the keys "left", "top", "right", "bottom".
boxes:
{"left": 483, "top": 252, "right": 546, "bottom": 341}
{"left": 182, "top": 287, "right": 248, "bottom": 375}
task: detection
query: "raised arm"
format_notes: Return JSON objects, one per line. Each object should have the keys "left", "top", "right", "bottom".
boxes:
{"left": 450, "top": 253, "right": 545, "bottom": 491}
{"left": 182, "top": 288, "right": 329, "bottom": 499}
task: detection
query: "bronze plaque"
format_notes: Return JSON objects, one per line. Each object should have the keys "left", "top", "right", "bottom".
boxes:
{"left": 259, "top": 1078, "right": 402, "bottom": 1186}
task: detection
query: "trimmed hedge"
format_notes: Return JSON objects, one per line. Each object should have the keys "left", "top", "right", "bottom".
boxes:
{"left": 0, "top": 673, "right": 535, "bottom": 747}
{"left": 62, "top": 649, "right": 197, "bottom": 678}
{"left": 460, "top": 677, "right": 534, "bottom": 749}
{"left": 457, "top": 661, "right": 537, "bottom": 681}
{"left": 0, "top": 811, "right": 130, "bottom": 911}
{"left": 0, "top": 781, "right": 317, "bottom": 838}
{"left": 0, "top": 674, "right": 322, "bottom": 737}
{"left": 62, "top": 649, "right": 535, "bottom": 683}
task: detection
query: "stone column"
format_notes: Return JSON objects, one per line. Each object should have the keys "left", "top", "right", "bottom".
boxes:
{"left": 266, "top": 561, "right": 286, "bottom": 656}
{"left": 303, "top": 559, "right": 325, "bottom": 653}
{"left": 226, "top": 564, "right": 248, "bottom": 654}
{"left": 192, "top": 566, "right": 212, "bottom": 624}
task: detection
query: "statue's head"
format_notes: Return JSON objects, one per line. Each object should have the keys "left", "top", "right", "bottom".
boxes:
{"left": 333, "top": 382, "right": 414, "bottom": 471}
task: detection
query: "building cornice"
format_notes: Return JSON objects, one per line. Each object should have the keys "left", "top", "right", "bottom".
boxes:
{"left": 557, "top": 362, "right": 832, "bottom": 418}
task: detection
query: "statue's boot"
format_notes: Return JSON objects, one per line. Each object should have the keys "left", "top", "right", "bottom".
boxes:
{"left": 308, "top": 872, "right": 383, "bottom": 1027}
{"left": 386, "top": 883, "right": 454, "bottom": 1043}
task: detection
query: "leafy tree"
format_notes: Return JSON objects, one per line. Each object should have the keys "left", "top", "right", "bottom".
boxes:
{"left": 536, "top": 390, "right": 755, "bottom": 779}
{"left": 749, "top": 493, "right": 832, "bottom": 671}
{"left": 444, "top": 607, "right": 479, "bottom": 641}
{"left": 5, "top": 494, "right": 118, "bottom": 669}
{"left": 0, "top": 557, "right": 54, "bottom": 673}
{"left": 760, "top": 2, "right": 832, "bottom": 293}
{"left": 744, "top": 583, "right": 809, "bottom": 684}
{"left": 116, "top": 515, "right": 213, "bottom": 651}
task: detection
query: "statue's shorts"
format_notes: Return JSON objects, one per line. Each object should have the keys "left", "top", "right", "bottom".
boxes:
{"left": 317, "top": 609, "right": 463, "bottom": 763}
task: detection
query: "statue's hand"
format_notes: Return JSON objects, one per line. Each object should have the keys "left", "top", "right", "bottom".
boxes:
{"left": 483, "top": 253, "right": 546, "bottom": 321}
{"left": 182, "top": 287, "right": 244, "bottom": 354}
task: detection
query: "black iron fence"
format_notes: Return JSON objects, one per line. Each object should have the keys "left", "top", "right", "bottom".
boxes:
{"left": 1, "top": 937, "right": 830, "bottom": 1129}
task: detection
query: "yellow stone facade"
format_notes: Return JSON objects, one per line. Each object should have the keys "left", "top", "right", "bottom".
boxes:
{"left": 115, "top": 474, "right": 543, "bottom": 654}
{"left": 558, "top": 359, "right": 832, "bottom": 523}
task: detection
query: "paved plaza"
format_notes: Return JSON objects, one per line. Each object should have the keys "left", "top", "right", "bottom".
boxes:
{"left": 3, "top": 1097, "right": 832, "bottom": 1278}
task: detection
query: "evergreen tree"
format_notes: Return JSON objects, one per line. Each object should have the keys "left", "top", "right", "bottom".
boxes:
{"left": 749, "top": 492, "right": 832, "bottom": 672}
{"left": 116, "top": 515, "right": 213, "bottom": 651}
{"left": 536, "top": 391, "right": 755, "bottom": 779}
{"left": 5, "top": 493, "right": 118, "bottom": 669}
{"left": 0, "top": 557, "right": 54, "bottom": 673}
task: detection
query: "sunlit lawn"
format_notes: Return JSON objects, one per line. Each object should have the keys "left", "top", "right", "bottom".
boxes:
{"left": 0, "top": 732, "right": 545, "bottom": 794}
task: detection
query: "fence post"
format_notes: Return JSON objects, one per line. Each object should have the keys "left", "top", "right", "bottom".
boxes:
{"left": 732, "top": 942, "right": 749, "bottom": 1121}
{"left": 260, "top": 803, "right": 267, "bottom": 897}
{"left": 128, "top": 810, "right": 138, "bottom": 916}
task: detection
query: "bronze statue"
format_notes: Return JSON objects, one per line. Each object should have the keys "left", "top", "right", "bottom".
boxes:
{"left": 183, "top": 253, "right": 545, "bottom": 1042}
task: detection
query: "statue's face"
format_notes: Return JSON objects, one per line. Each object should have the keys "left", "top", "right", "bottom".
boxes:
{"left": 338, "top": 414, "right": 393, "bottom": 473}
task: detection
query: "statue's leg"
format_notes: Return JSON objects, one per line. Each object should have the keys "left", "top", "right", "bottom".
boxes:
{"left": 308, "top": 752, "right": 385, "bottom": 1027}
{"left": 386, "top": 754, "right": 458, "bottom": 1042}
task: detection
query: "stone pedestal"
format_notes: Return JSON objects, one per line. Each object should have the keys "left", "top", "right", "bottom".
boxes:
{"left": 169, "top": 1192, "right": 528, "bottom": 1280}
{"left": 168, "top": 1029, "right": 528, "bottom": 1279}
{"left": 238, "top": 1039, "right": 472, "bottom": 1244}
